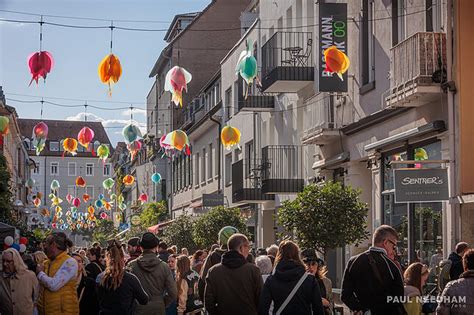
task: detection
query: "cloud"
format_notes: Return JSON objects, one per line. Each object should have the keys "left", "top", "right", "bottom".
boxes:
{"left": 121, "top": 108, "right": 147, "bottom": 117}
{"left": 65, "top": 112, "right": 147, "bottom": 134}
{"left": 0, "top": 19, "right": 27, "bottom": 27}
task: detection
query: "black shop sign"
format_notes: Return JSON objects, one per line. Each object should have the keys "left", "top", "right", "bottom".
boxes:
{"left": 394, "top": 168, "right": 449, "bottom": 203}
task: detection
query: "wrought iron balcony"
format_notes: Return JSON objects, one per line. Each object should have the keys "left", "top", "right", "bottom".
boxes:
{"left": 384, "top": 32, "right": 447, "bottom": 108}
{"left": 237, "top": 76, "right": 275, "bottom": 111}
{"left": 261, "top": 32, "right": 314, "bottom": 93}
{"left": 232, "top": 159, "right": 274, "bottom": 204}
{"left": 261, "top": 145, "right": 304, "bottom": 194}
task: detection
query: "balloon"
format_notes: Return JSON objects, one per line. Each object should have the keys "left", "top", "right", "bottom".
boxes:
{"left": 151, "top": 173, "right": 162, "bottom": 184}
{"left": 139, "top": 193, "right": 148, "bottom": 204}
{"left": 103, "top": 178, "right": 115, "bottom": 191}
{"left": 164, "top": 66, "right": 192, "bottom": 107}
{"left": 76, "top": 176, "right": 86, "bottom": 188}
{"left": 0, "top": 116, "right": 9, "bottom": 136}
{"left": 98, "top": 53, "right": 122, "bottom": 95}
{"left": 162, "top": 130, "right": 190, "bottom": 154}
{"left": 323, "top": 46, "right": 350, "bottom": 81}
{"left": 122, "top": 124, "right": 142, "bottom": 144}
{"left": 32, "top": 122, "right": 48, "bottom": 155}
{"left": 123, "top": 175, "right": 135, "bottom": 186}
{"left": 97, "top": 144, "right": 110, "bottom": 163}
{"left": 19, "top": 237, "right": 28, "bottom": 245}
{"left": 221, "top": 126, "right": 241, "bottom": 150}
{"left": 26, "top": 178, "right": 35, "bottom": 189}
{"left": 4, "top": 236, "right": 13, "bottom": 246}
{"left": 27, "top": 51, "right": 54, "bottom": 85}
{"left": 77, "top": 127, "right": 95, "bottom": 149}
{"left": 72, "top": 197, "right": 81, "bottom": 208}
{"left": 11, "top": 243, "right": 20, "bottom": 251}
{"left": 50, "top": 179, "right": 60, "bottom": 192}
{"left": 19, "top": 244, "right": 26, "bottom": 253}
{"left": 83, "top": 194, "right": 90, "bottom": 202}
{"left": 62, "top": 138, "right": 78, "bottom": 157}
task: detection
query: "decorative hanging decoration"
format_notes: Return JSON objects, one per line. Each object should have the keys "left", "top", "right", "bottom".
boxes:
{"left": 139, "top": 193, "right": 148, "bottom": 204}
{"left": 82, "top": 193, "right": 90, "bottom": 202}
{"left": 164, "top": 66, "right": 192, "bottom": 107}
{"left": 162, "top": 130, "right": 190, "bottom": 154}
{"left": 62, "top": 138, "right": 78, "bottom": 157}
{"left": 26, "top": 178, "right": 35, "bottom": 190}
{"left": 123, "top": 175, "right": 135, "bottom": 186}
{"left": 77, "top": 127, "right": 95, "bottom": 150}
{"left": 0, "top": 116, "right": 10, "bottom": 136}
{"left": 50, "top": 179, "right": 60, "bottom": 192}
{"left": 414, "top": 148, "right": 428, "bottom": 169}
{"left": 72, "top": 197, "right": 81, "bottom": 208}
{"left": 98, "top": 22, "right": 121, "bottom": 95}
{"left": 151, "top": 173, "right": 162, "bottom": 184}
{"left": 97, "top": 144, "right": 110, "bottom": 164}
{"left": 28, "top": 16, "right": 54, "bottom": 85}
{"left": 102, "top": 178, "right": 115, "bottom": 192}
{"left": 32, "top": 121, "right": 48, "bottom": 155}
{"left": 95, "top": 199, "right": 103, "bottom": 209}
{"left": 122, "top": 123, "right": 142, "bottom": 144}
{"left": 159, "top": 134, "right": 173, "bottom": 158}
{"left": 235, "top": 39, "right": 258, "bottom": 98}
{"left": 33, "top": 197, "right": 41, "bottom": 208}
{"left": 51, "top": 196, "right": 62, "bottom": 207}
{"left": 323, "top": 46, "right": 350, "bottom": 81}
{"left": 221, "top": 125, "right": 241, "bottom": 150}
{"left": 65, "top": 193, "right": 73, "bottom": 204}
{"left": 127, "top": 140, "right": 142, "bottom": 161}
{"left": 75, "top": 176, "right": 86, "bottom": 188}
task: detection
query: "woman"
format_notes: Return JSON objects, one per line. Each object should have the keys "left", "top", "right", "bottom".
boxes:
{"left": 72, "top": 253, "right": 100, "bottom": 315}
{"left": 191, "top": 250, "right": 205, "bottom": 274}
{"left": 255, "top": 255, "right": 273, "bottom": 283}
{"left": 258, "top": 241, "right": 324, "bottom": 315}
{"left": 403, "top": 263, "right": 429, "bottom": 315}
{"left": 181, "top": 248, "right": 189, "bottom": 257}
{"left": 302, "top": 249, "right": 333, "bottom": 315}
{"left": 166, "top": 254, "right": 178, "bottom": 315}
{"left": 32, "top": 250, "right": 47, "bottom": 266}
{"left": 176, "top": 255, "right": 203, "bottom": 315}
{"left": 97, "top": 239, "right": 149, "bottom": 315}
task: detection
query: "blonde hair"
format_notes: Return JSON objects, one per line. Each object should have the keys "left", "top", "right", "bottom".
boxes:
{"left": 100, "top": 239, "right": 125, "bottom": 290}
{"left": 3, "top": 248, "right": 28, "bottom": 274}
{"left": 33, "top": 251, "right": 47, "bottom": 265}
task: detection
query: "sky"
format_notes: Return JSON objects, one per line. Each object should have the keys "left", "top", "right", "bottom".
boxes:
{"left": 0, "top": 0, "right": 210, "bottom": 145}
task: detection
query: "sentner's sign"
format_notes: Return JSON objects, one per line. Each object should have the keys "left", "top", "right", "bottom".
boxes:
{"left": 394, "top": 168, "right": 449, "bottom": 203}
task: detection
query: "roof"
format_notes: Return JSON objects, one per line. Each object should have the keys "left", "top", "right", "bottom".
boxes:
{"left": 163, "top": 12, "right": 200, "bottom": 42}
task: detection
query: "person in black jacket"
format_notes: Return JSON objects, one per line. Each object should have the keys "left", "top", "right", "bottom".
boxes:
{"left": 258, "top": 240, "right": 324, "bottom": 315}
{"left": 341, "top": 225, "right": 405, "bottom": 315}
{"left": 448, "top": 242, "right": 469, "bottom": 281}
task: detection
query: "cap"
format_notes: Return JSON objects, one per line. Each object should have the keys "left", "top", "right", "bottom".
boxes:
{"left": 127, "top": 237, "right": 140, "bottom": 247}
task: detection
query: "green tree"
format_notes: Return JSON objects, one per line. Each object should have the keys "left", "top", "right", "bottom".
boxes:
{"left": 278, "top": 181, "right": 369, "bottom": 258}
{"left": 139, "top": 201, "right": 168, "bottom": 228}
{"left": 162, "top": 213, "right": 197, "bottom": 252}
{"left": 0, "top": 155, "right": 14, "bottom": 223}
{"left": 193, "top": 206, "right": 249, "bottom": 249}
{"left": 92, "top": 220, "right": 118, "bottom": 246}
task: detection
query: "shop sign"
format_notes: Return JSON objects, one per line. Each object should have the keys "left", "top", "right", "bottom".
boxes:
{"left": 203, "top": 193, "right": 224, "bottom": 207}
{"left": 319, "top": 3, "right": 348, "bottom": 92}
{"left": 394, "top": 168, "right": 449, "bottom": 203}
{"left": 130, "top": 215, "right": 141, "bottom": 226}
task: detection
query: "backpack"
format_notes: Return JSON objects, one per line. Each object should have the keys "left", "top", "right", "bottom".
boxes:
{"left": 184, "top": 270, "right": 203, "bottom": 312}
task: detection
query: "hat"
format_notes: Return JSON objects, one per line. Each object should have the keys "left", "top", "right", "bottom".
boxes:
{"left": 127, "top": 237, "right": 140, "bottom": 247}
{"left": 139, "top": 232, "right": 159, "bottom": 250}
{"left": 301, "top": 248, "right": 318, "bottom": 263}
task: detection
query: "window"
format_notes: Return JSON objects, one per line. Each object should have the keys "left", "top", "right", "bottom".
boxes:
{"left": 215, "top": 138, "right": 219, "bottom": 177}
{"left": 86, "top": 186, "right": 94, "bottom": 199}
{"left": 103, "top": 164, "right": 111, "bottom": 176}
{"left": 201, "top": 148, "right": 206, "bottom": 183}
{"left": 426, "top": 0, "right": 442, "bottom": 32}
{"left": 233, "top": 81, "right": 239, "bottom": 114}
{"left": 194, "top": 153, "right": 200, "bottom": 186}
{"left": 68, "top": 162, "right": 76, "bottom": 176}
{"left": 362, "top": 0, "right": 375, "bottom": 86}
{"left": 33, "top": 162, "right": 40, "bottom": 175}
{"left": 225, "top": 87, "right": 232, "bottom": 120}
{"left": 86, "top": 163, "right": 94, "bottom": 176}
{"left": 245, "top": 141, "right": 254, "bottom": 176}
{"left": 208, "top": 143, "right": 213, "bottom": 180}
{"left": 225, "top": 154, "right": 232, "bottom": 186}
{"left": 392, "top": 0, "right": 406, "bottom": 46}
{"left": 49, "top": 141, "right": 59, "bottom": 152}
{"left": 286, "top": 7, "right": 293, "bottom": 28}
{"left": 50, "top": 162, "right": 58, "bottom": 175}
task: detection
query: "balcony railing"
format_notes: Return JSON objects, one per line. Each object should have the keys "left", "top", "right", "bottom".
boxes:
{"left": 232, "top": 159, "right": 274, "bottom": 204}
{"left": 261, "top": 32, "right": 314, "bottom": 93}
{"left": 261, "top": 145, "right": 304, "bottom": 194}
{"left": 384, "top": 32, "right": 446, "bottom": 108}
{"left": 237, "top": 77, "right": 275, "bottom": 111}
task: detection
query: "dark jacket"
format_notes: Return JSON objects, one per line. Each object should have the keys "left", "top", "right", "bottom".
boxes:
{"left": 341, "top": 247, "right": 405, "bottom": 315}
{"left": 128, "top": 252, "right": 178, "bottom": 315}
{"left": 80, "top": 262, "right": 103, "bottom": 315}
{"left": 198, "top": 247, "right": 227, "bottom": 300}
{"left": 158, "top": 251, "right": 170, "bottom": 263}
{"left": 204, "top": 250, "right": 263, "bottom": 315}
{"left": 97, "top": 271, "right": 149, "bottom": 315}
{"left": 258, "top": 260, "right": 324, "bottom": 315}
{"left": 436, "top": 270, "right": 474, "bottom": 315}
{"left": 448, "top": 252, "right": 464, "bottom": 281}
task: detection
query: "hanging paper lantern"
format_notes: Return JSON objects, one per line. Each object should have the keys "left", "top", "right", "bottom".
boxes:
{"left": 33, "top": 198, "right": 41, "bottom": 208}
{"left": 117, "top": 194, "right": 124, "bottom": 204}
{"left": 164, "top": 66, "right": 192, "bottom": 107}
{"left": 31, "top": 121, "right": 48, "bottom": 155}
{"left": 323, "top": 46, "right": 350, "bottom": 81}
{"left": 70, "top": 207, "right": 77, "bottom": 213}
{"left": 66, "top": 194, "right": 73, "bottom": 204}
{"left": 139, "top": 193, "right": 148, "bottom": 204}
{"left": 50, "top": 180, "right": 60, "bottom": 192}
{"left": 127, "top": 140, "right": 142, "bottom": 161}
{"left": 62, "top": 138, "right": 78, "bottom": 157}
{"left": 0, "top": 116, "right": 9, "bottom": 136}
{"left": 27, "top": 51, "right": 54, "bottom": 85}
{"left": 122, "top": 124, "right": 142, "bottom": 144}
{"left": 102, "top": 178, "right": 115, "bottom": 191}
{"left": 110, "top": 193, "right": 117, "bottom": 201}
{"left": 83, "top": 194, "right": 90, "bottom": 202}
{"left": 51, "top": 196, "right": 62, "bottom": 206}
{"left": 162, "top": 130, "right": 190, "bottom": 153}
{"left": 98, "top": 53, "right": 122, "bottom": 95}
{"left": 87, "top": 205, "right": 95, "bottom": 215}
{"left": 98, "top": 193, "right": 105, "bottom": 201}
{"left": 414, "top": 148, "right": 428, "bottom": 161}
{"left": 119, "top": 203, "right": 127, "bottom": 211}
{"left": 100, "top": 212, "right": 108, "bottom": 220}
{"left": 221, "top": 126, "right": 241, "bottom": 150}
{"left": 103, "top": 201, "right": 112, "bottom": 211}
{"left": 151, "top": 173, "right": 162, "bottom": 184}
{"left": 26, "top": 178, "right": 35, "bottom": 189}
{"left": 123, "top": 175, "right": 135, "bottom": 186}
{"left": 77, "top": 127, "right": 95, "bottom": 150}
{"left": 97, "top": 144, "right": 110, "bottom": 163}
{"left": 95, "top": 199, "right": 103, "bottom": 208}
{"left": 72, "top": 198, "right": 81, "bottom": 208}
{"left": 75, "top": 176, "right": 86, "bottom": 188}
{"left": 235, "top": 39, "right": 258, "bottom": 98}
{"left": 41, "top": 208, "right": 49, "bottom": 216}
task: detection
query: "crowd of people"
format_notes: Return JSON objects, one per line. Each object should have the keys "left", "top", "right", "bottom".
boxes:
{"left": 0, "top": 224, "right": 473, "bottom": 315}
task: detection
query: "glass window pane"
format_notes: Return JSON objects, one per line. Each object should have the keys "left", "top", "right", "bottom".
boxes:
{"left": 383, "top": 193, "right": 408, "bottom": 267}
{"left": 383, "top": 151, "right": 407, "bottom": 191}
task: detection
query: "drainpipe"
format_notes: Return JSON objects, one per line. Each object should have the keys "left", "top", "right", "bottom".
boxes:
{"left": 210, "top": 115, "right": 222, "bottom": 193}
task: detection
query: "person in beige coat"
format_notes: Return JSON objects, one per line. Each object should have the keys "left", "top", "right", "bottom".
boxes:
{"left": 176, "top": 255, "right": 203, "bottom": 315}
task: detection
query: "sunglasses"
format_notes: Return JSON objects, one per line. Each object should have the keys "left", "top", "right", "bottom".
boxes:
{"left": 386, "top": 239, "right": 398, "bottom": 250}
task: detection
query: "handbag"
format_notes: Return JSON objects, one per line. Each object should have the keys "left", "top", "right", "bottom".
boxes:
{"left": 275, "top": 272, "right": 309, "bottom": 315}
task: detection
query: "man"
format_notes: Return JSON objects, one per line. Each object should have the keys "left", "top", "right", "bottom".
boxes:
{"left": 437, "top": 249, "right": 474, "bottom": 314}
{"left": 204, "top": 233, "right": 263, "bottom": 315}
{"left": 157, "top": 241, "right": 170, "bottom": 263}
{"left": 448, "top": 242, "right": 469, "bottom": 281}
{"left": 128, "top": 232, "right": 177, "bottom": 315}
{"left": 430, "top": 247, "right": 444, "bottom": 269}
{"left": 36, "top": 232, "right": 79, "bottom": 315}
{"left": 126, "top": 237, "right": 141, "bottom": 265}
{"left": 341, "top": 225, "right": 405, "bottom": 315}
{"left": 0, "top": 248, "right": 39, "bottom": 315}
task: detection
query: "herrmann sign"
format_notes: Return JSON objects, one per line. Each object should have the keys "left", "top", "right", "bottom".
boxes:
{"left": 319, "top": 3, "right": 348, "bottom": 92}
{"left": 202, "top": 193, "right": 224, "bottom": 207}
{"left": 394, "top": 168, "right": 449, "bottom": 203}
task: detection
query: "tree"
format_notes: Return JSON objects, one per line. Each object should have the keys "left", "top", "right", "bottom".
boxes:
{"left": 193, "top": 206, "right": 249, "bottom": 249}
{"left": 92, "top": 220, "right": 118, "bottom": 246}
{"left": 0, "top": 155, "right": 14, "bottom": 223}
{"left": 278, "top": 181, "right": 369, "bottom": 258}
{"left": 139, "top": 201, "right": 168, "bottom": 228}
{"left": 161, "top": 213, "right": 197, "bottom": 253}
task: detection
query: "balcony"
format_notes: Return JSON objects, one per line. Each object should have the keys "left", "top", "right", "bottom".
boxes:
{"left": 181, "top": 107, "right": 194, "bottom": 130}
{"left": 384, "top": 32, "right": 447, "bottom": 108}
{"left": 232, "top": 159, "right": 274, "bottom": 205}
{"left": 237, "top": 76, "right": 275, "bottom": 111}
{"left": 261, "top": 32, "right": 314, "bottom": 93}
{"left": 261, "top": 145, "right": 304, "bottom": 194}
{"left": 301, "top": 95, "right": 342, "bottom": 145}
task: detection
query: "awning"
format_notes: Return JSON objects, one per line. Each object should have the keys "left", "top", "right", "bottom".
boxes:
{"left": 147, "top": 219, "right": 176, "bottom": 234}
{"left": 312, "top": 152, "right": 350, "bottom": 170}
